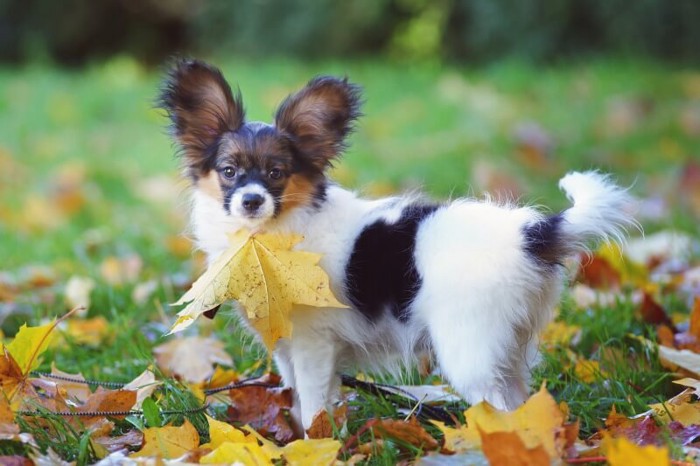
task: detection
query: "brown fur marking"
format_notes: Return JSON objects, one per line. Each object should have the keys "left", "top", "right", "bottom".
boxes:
{"left": 196, "top": 170, "right": 223, "bottom": 202}
{"left": 280, "top": 174, "right": 316, "bottom": 213}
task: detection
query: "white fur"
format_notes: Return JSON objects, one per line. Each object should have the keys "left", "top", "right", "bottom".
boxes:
{"left": 190, "top": 171, "right": 636, "bottom": 430}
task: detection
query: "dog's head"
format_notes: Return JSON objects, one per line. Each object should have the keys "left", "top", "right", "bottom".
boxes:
{"left": 159, "top": 59, "right": 362, "bottom": 229}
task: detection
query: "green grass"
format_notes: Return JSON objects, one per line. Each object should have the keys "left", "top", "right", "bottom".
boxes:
{"left": 1, "top": 56, "right": 699, "bottom": 463}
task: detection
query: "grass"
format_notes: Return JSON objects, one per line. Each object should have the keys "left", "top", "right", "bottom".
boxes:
{"left": 1, "top": 55, "right": 699, "bottom": 463}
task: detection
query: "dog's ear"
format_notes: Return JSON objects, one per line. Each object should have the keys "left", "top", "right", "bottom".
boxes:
{"left": 159, "top": 59, "right": 244, "bottom": 179}
{"left": 275, "top": 76, "right": 362, "bottom": 170}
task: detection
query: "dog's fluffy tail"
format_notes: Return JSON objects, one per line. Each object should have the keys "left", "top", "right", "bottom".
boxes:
{"left": 525, "top": 171, "right": 638, "bottom": 264}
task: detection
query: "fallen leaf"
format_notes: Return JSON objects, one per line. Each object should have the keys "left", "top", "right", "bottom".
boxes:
{"left": 92, "top": 428, "right": 144, "bottom": 454}
{"left": 639, "top": 293, "right": 674, "bottom": 328}
{"left": 202, "top": 415, "right": 255, "bottom": 449}
{"left": 1, "top": 320, "right": 60, "bottom": 405}
{"left": 6, "top": 320, "right": 57, "bottom": 375}
{"left": 658, "top": 345, "right": 700, "bottom": 377}
{"left": 130, "top": 419, "right": 199, "bottom": 459}
{"left": 64, "top": 276, "right": 94, "bottom": 314}
{"left": 686, "top": 297, "right": 700, "bottom": 342}
{"left": 131, "top": 280, "right": 158, "bottom": 306}
{"left": 123, "top": 369, "right": 160, "bottom": 409}
{"left": 649, "top": 388, "right": 700, "bottom": 426}
{"left": 100, "top": 255, "right": 143, "bottom": 286}
{"left": 512, "top": 121, "right": 554, "bottom": 171}
{"left": 40, "top": 365, "right": 91, "bottom": 403}
{"left": 576, "top": 253, "right": 621, "bottom": 290}
{"left": 282, "top": 438, "right": 341, "bottom": 466}
{"left": 480, "top": 429, "right": 550, "bottom": 466}
{"left": 0, "top": 396, "right": 19, "bottom": 439}
{"left": 0, "top": 456, "right": 32, "bottom": 466}
{"left": 68, "top": 387, "right": 137, "bottom": 426}
{"left": 154, "top": 336, "right": 232, "bottom": 383}
{"left": 200, "top": 441, "right": 272, "bottom": 465}
{"left": 227, "top": 375, "right": 295, "bottom": 443}
{"left": 372, "top": 417, "right": 439, "bottom": 451}
{"left": 679, "top": 161, "right": 700, "bottom": 217}
{"left": 434, "top": 384, "right": 566, "bottom": 459}
{"left": 63, "top": 316, "right": 111, "bottom": 346}
{"left": 540, "top": 321, "right": 581, "bottom": 348}
{"left": 307, "top": 404, "right": 348, "bottom": 439}
{"left": 604, "top": 435, "right": 670, "bottom": 466}
{"left": 574, "top": 359, "right": 605, "bottom": 383}
{"left": 171, "top": 230, "right": 347, "bottom": 349}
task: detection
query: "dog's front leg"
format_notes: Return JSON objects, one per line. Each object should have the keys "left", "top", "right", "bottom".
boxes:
{"left": 289, "top": 325, "right": 340, "bottom": 432}
{"left": 273, "top": 339, "right": 305, "bottom": 438}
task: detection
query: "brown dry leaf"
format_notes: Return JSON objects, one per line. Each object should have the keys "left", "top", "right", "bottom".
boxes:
{"left": 92, "top": 428, "right": 144, "bottom": 454}
{"left": 0, "top": 396, "right": 19, "bottom": 439}
{"left": 227, "top": 376, "right": 295, "bottom": 443}
{"left": 171, "top": 230, "right": 347, "bottom": 350}
{"left": 480, "top": 429, "right": 550, "bottom": 466}
{"left": 512, "top": 121, "right": 555, "bottom": 172}
{"left": 40, "top": 365, "right": 91, "bottom": 403}
{"left": 0, "top": 456, "right": 32, "bottom": 466}
{"left": 68, "top": 388, "right": 137, "bottom": 426}
{"left": 639, "top": 293, "right": 674, "bottom": 328}
{"left": 576, "top": 253, "right": 621, "bottom": 290}
{"left": 679, "top": 161, "right": 700, "bottom": 217}
{"left": 307, "top": 404, "right": 348, "bottom": 439}
{"left": 372, "top": 417, "right": 440, "bottom": 451}
{"left": 689, "top": 298, "right": 700, "bottom": 338}
{"left": 154, "top": 336, "right": 232, "bottom": 383}
{"left": 130, "top": 420, "right": 200, "bottom": 459}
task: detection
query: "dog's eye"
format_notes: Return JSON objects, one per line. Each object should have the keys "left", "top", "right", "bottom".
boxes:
{"left": 222, "top": 167, "right": 236, "bottom": 179}
{"left": 268, "top": 168, "right": 283, "bottom": 180}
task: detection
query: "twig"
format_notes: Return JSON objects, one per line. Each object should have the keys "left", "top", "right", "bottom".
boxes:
{"left": 340, "top": 374, "right": 457, "bottom": 425}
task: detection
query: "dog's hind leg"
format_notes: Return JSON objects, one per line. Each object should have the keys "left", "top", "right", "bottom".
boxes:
{"left": 418, "top": 294, "right": 530, "bottom": 411}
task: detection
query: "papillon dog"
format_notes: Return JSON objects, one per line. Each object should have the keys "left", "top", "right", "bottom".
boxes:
{"left": 159, "top": 59, "right": 636, "bottom": 432}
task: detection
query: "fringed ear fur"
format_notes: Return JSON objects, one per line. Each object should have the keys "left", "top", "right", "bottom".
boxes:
{"left": 275, "top": 76, "right": 362, "bottom": 171}
{"left": 158, "top": 59, "right": 245, "bottom": 179}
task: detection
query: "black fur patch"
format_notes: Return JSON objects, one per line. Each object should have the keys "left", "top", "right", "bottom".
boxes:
{"left": 523, "top": 213, "right": 565, "bottom": 267}
{"left": 345, "top": 203, "right": 439, "bottom": 322}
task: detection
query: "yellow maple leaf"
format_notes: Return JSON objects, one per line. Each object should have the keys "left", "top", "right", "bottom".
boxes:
{"left": 434, "top": 384, "right": 566, "bottom": 459}
{"left": 130, "top": 419, "right": 199, "bottom": 459}
{"left": 6, "top": 321, "right": 57, "bottom": 375}
{"left": 171, "top": 230, "right": 347, "bottom": 349}
{"left": 201, "top": 415, "right": 255, "bottom": 450}
{"left": 604, "top": 436, "right": 670, "bottom": 466}
{"left": 282, "top": 438, "right": 342, "bottom": 466}
{"left": 0, "top": 320, "right": 59, "bottom": 403}
{"left": 648, "top": 379, "right": 700, "bottom": 426}
{"left": 200, "top": 441, "right": 272, "bottom": 465}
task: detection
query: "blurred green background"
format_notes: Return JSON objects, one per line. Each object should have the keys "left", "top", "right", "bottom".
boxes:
{"left": 1, "top": 0, "right": 699, "bottom": 280}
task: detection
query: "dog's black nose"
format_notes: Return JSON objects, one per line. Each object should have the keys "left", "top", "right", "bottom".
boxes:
{"left": 242, "top": 193, "right": 264, "bottom": 212}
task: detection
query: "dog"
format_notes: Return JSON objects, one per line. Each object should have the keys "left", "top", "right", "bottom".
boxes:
{"left": 158, "top": 58, "right": 636, "bottom": 432}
